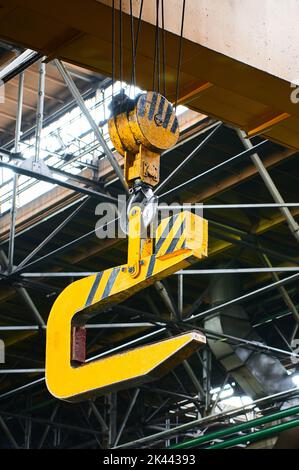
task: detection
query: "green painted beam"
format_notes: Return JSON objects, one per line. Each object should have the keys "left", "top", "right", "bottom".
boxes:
{"left": 170, "top": 405, "right": 299, "bottom": 449}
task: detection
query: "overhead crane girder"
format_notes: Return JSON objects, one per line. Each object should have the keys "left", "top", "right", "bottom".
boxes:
{"left": 0, "top": 1, "right": 299, "bottom": 148}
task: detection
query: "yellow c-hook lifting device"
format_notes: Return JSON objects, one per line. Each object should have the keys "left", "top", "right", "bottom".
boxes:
{"left": 46, "top": 91, "right": 208, "bottom": 402}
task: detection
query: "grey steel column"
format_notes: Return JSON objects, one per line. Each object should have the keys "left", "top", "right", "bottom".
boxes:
{"left": 108, "top": 393, "right": 117, "bottom": 448}
{"left": 237, "top": 129, "right": 299, "bottom": 243}
{"left": 260, "top": 252, "right": 299, "bottom": 325}
{"left": 154, "top": 281, "right": 179, "bottom": 320}
{"left": 7, "top": 72, "right": 24, "bottom": 272}
{"left": 54, "top": 59, "right": 128, "bottom": 194}
{"left": 0, "top": 251, "right": 46, "bottom": 328}
{"left": 202, "top": 348, "right": 212, "bottom": 412}
{"left": 0, "top": 416, "right": 19, "bottom": 449}
{"left": 34, "top": 60, "right": 46, "bottom": 163}
{"left": 38, "top": 404, "right": 60, "bottom": 448}
{"left": 178, "top": 274, "right": 183, "bottom": 319}
{"left": 211, "top": 373, "right": 230, "bottom": 415}
{"left": 113, "top": 389, "right": 140, "bottom": 446}
{"left": 149, "top": 286, "right": 204, "bottom": 397}
{"left": 90, "top": 401, "right": 109, "bottom": 434}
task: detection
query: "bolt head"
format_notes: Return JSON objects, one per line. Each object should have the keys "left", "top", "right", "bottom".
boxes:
{"left": 154, "top": 114, "right": 164, "bottom": 126}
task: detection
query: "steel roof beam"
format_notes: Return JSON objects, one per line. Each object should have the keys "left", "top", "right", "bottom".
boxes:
{"left": 54, "top": 59, "right": 128, "bottom": 195}
{"left": 0, "top": 250, "right": 46, "bottom": 329}
{"left": 237, "top": 129, "right": 299, "bottom": 244}
{"left": 0, "top": 159, "right": 117, "bottom": 204}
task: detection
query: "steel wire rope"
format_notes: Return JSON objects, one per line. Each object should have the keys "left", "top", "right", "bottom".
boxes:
{"left": 161, "top": 0, "right": 166, "bottom": 96}
{"left": 156, "top": 0, "right": 161, "bottom": 93}
{"left": 133, "top": 0, "right": 144, "bottom": 72}
{"left": 129, "top": 0, "right": 144, "bottom": 98}
{"left": 152, "top": 0, "right": 159, "bottom": 91}
{"left": 111, "top": 0, "right": 115, "bottom": 96}
{"left": 129, "top": 0, "right": 136, "bottom": 92}
{"left": 174, "top": 0, "right": 186, "bottom": 110}
{"left": 119, "top": 0, "right": 124, "bottom": 101}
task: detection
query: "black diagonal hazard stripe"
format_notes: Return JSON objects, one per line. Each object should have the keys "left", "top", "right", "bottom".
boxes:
{"left": 157, "top": 95, "right": 166, "bottom": 118}
{"left": 138, "top": 94, "right": 147, "bottom": 117}
{"left": 170, "top": 118, "right": 178, "bottom": 134}
{"left": 164, "top": 218, "right": 186, "bottom": 255}
{"left": 101, "top": 268, "right": 120, "bottom": 300}
{"left": 146, "top": 255, "right": 156, "bottom": 278}
{"left": 148, "top": 93, "right": 158, "bottom": 121}
{"left": 176, "top": 236, "right": 187, "bottom": 251}
{"left": 163, "top": 103, "right": 174, "bottom": 129}
{"left": 85, "top": 272, "right": 104, "bottom": 307}
{"left": 155, "top": 213, "right": 179, "bottom": 254}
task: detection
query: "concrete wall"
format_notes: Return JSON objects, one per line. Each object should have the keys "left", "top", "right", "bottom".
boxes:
{"left": 98, "top": 0, "right": 299, "bottom": 84}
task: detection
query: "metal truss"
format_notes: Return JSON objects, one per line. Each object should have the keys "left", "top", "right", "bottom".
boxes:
{"left": 0, "top": 54, "right": 299, "bottom": 449}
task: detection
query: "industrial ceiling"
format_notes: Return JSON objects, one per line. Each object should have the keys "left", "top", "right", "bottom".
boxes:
{"left": 0, "top": 0, "right": 298, "bottom": 450}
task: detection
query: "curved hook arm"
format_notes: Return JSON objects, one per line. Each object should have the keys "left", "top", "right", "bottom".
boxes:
{"left": 46, "top": 211, "right": 208, "bottom": 402}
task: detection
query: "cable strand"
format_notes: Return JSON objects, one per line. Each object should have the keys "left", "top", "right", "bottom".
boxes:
{"left": 161, "top": 0, "right": 166, "bottom": 97}
{"left": 119, "top": 0, "right": 123, "bottom": 99}
{"left": 130, "top": 0, "right": 144, "bottom": 95}
{"left": 152, "top": 1, "right": 158, "bottom": 91}
{"left": 174, "top": 0, "right": 186, "bottom": 110}
{"left": 129, "top": 0, "right": 136, "bottom": 91}
{"left": 111, "top": 0, "right": 115, "bottom": 96}
{"left": 156, "top": 0, "right": 160, "bottom": 93}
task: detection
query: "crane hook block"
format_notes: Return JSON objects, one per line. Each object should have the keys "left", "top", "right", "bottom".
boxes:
{"left": 108, "top": 91, "right": 179, "bottom": 188}
{"left": 46, "top": 210, "right": 208, "bottom": 402}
